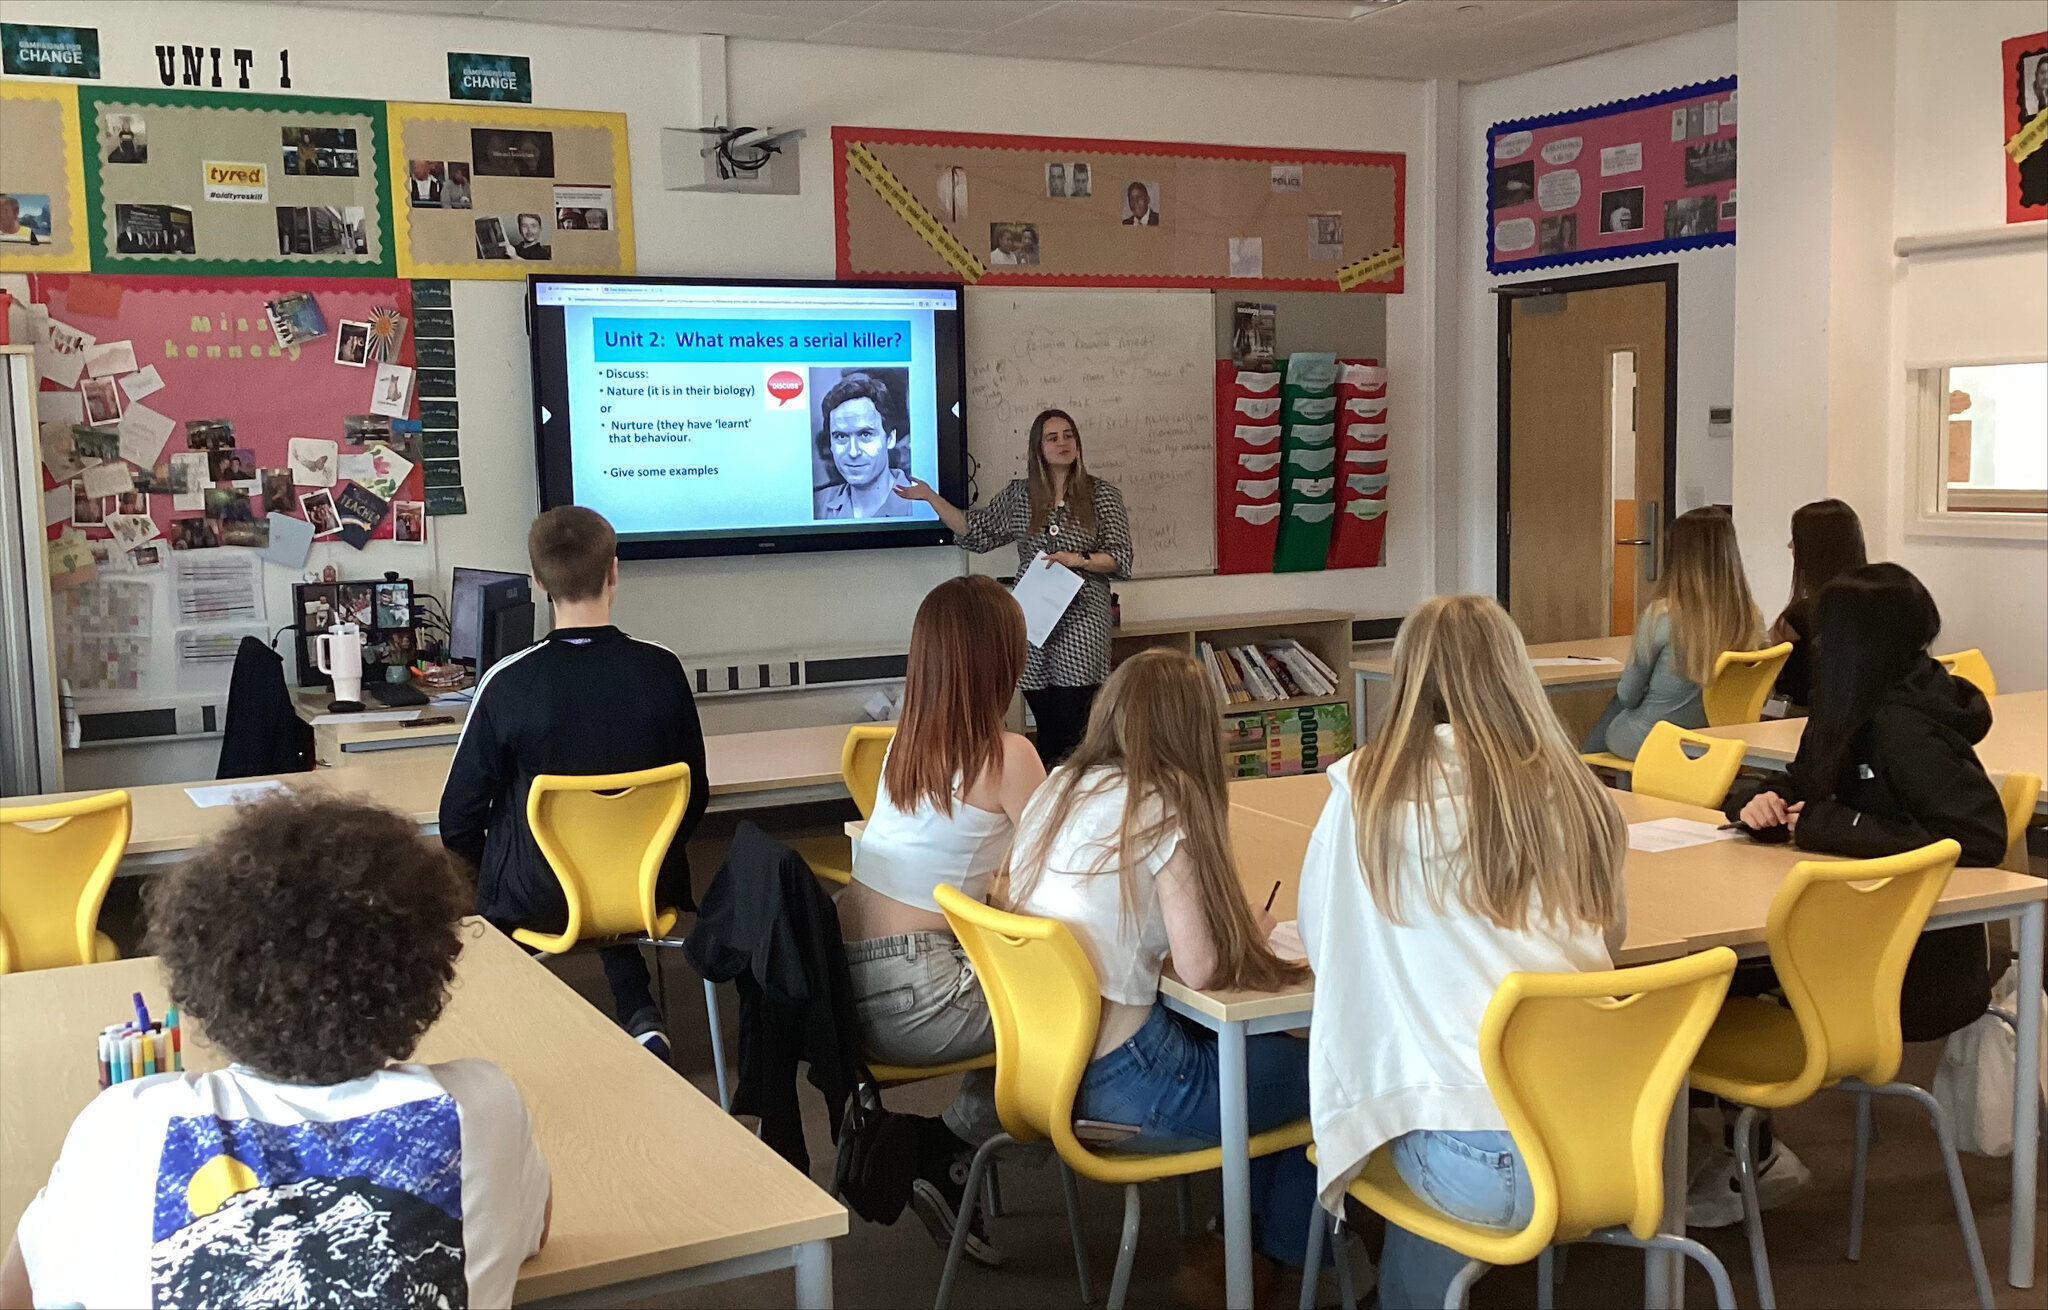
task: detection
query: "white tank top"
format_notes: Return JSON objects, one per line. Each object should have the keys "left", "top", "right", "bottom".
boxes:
{"left": 852, "top": 762, "right": 1013, "bottom": 914}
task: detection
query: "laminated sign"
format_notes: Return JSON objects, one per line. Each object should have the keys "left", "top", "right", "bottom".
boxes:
{"left": 201, "top": 161, "right": 267, "bottom": 203}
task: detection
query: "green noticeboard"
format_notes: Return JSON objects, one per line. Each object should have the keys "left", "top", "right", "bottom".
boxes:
{"left": 447, "top": 52, "right": 532, "bottom": 103}
{"left": 2, "top": 24, "right": 100, "bottom": 79}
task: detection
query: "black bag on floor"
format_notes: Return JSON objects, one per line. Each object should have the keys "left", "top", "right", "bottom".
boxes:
{"left": 831, "top": 1080, "right": 923, "bottom": 1225}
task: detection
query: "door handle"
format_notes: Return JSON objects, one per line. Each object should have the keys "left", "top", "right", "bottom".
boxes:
{"left": 1615, "top": 537, "right": 1651, "bottom": 546}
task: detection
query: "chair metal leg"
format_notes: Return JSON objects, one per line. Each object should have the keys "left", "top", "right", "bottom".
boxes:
{"left": 933, "top": 1134, "right": 1008, "bottom": 1310}
{"left": 1731, "top": 1105, "right": 1776, "bottom": 1310}
{"left": 1848, "top": 1089, "right": 1871, "bottom": 1261}
{"left": 1059, "top": 1158, "right": 1094, "bottom": 1305}
{"left": 1444, "top": 1256, "right": 1487, "bottom": 1310}
{"left": 1537, "top": 1246, "right": 1555, "bottom": 1310}
{"left": 1583, "top": 1229, "right": 1740, "bottom": 1310}
{"left": 983, "top": 1162, "right": 1002, "bottom": 1219}
{"left": 1986, "top": 1008, "right": 2048, "bottom": 1118}
{"left": 1882, "top": 1081, "right": 1995, "bottom": 1310}
{"left": 1176, "top": 1175, "right": 1194, "bottom": 1236}
{"left": 702, "top": 976, "right": 730, "bottom": 1112}
{"left": 1299, "top": 1207, "right": 1327, "bottom": 1310}
{"left": 1331, "top": 1218, "right": 1358, "bottom": 1310}
{"left": 1108, "top": 1183, "right": 1143, "bottom": 1310}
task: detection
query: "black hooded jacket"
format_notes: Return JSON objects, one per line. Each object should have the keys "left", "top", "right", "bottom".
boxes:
{"left": 1725, "top": 656, "right": 2007, "bottom": 1040}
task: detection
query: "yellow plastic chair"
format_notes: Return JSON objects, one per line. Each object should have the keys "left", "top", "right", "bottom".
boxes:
{"left": 1689, "top": 840, "right": 1993, "bottom": 1310}
{"left": 1628, "top": 721, "right": 1748, "bottom": 809}
{"left": 515, "top": 762, "right": 732, "bottom": 1110}
{"left": 1583, "top": 642, "right": 1793, "bottom": 781}
{"left": 1936, "top": 649, "right": 1997, "bottom": 698}
{"left": 1996, "top": 771, "right": 2041, "bottom": 873}
{"left": 790, "top": 724, "right": 897, "bottom": 887}
{"left": 0, "top": 791, "right": 130, "bottom": 974}
{"left": 1304, "top": 948, "right": 1741, "bottom": 1310}
{"left": 932, "top": 883, "right": 1313, "bottom": 1309}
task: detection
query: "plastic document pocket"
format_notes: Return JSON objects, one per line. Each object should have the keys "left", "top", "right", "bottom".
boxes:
{"left": 1287, "top": 447, "right": 1336, "bottom": 472}
{"left": 1234, "top": 502, "right": 1282, "bottom": 525}
{"left": 1346, "top": 471, "right": 1390, "bottom": 496}
{"left": 1290, "top": 502, "right": 1335, "bottom": 523}
{"left": 1233, "top": 370, "right": 1281, "bottom": 394}
{"left": 1291, "top": 477, "right": 1335, "bottom": 499}
{"left": 1289, "top": 422, "right": 1335, "bottom": 446}
{"left": 1236, "top": 476, "right": 1280, "bottom": 500}
{"left": 1234, "top": 424, "right": 1281, "bottom": 447}
{"left": 1288, "top": 395, "right": 1337, "bottom": 420}
{"left": 1238, "top": 451, "right": 1283, "bottom": 472}
{"left": 1235, "top": 396, "right": 1282, "bottom": 420}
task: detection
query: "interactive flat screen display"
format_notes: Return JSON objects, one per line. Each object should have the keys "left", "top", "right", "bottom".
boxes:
{"left": 529, "top": 276, "right": 966, "bottom": 559}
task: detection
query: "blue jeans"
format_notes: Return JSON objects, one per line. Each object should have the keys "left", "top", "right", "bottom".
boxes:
{"left": 1072, "top": 1003, "right": 1316, "bottom": 1266}
{"left": 1377, "top": 1130, "right": 1535, "bottom": 1309}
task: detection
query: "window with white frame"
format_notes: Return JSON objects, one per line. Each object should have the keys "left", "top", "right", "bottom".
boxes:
{"left": 1914, "top": 361, "right": 2047, "bottom": 518}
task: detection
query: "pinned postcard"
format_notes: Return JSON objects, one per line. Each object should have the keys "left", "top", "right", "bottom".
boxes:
{"left": 83, "top": 339, "right": 137, "bottom": 378}
{"left": 80, "top": 460, "right": 134, "bottom": 500}
{"left": 338, "top": 444, "right": 414, "bottom": 500}
{"left": 117, "top": 403, "right": 176, "bottom": 467}
{"left": 261, "top": 511, "right": 315, "bottom": 569}
{"left": 106, "top": 512, "right": 161, "bottom": 552}
{"left": 48, "top": 531, "right": 97, "bottom": 590}
{"left": 38, "top": 390, "right": 85, "bottom": 426}
{"left": 368, "top": 362, "right": 414, "bottom": 418}
{"left": 288, "top": 437, "right": 339, "bottom": 487}
{"left": 169, "top": 452, "right": 210, "bottom": 512}
{"left": 39, "top": 421, "right": 86, "bottom": 481}
{"left": 119, "top": 364, "right": 166, "bottom": 402}
{"left": 34, "top": 319, "right": 93, "bottom": 388}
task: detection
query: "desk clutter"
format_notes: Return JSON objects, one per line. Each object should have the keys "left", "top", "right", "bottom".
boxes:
{"left": 97, "top": 992, "right": 182, "bottom": 1087}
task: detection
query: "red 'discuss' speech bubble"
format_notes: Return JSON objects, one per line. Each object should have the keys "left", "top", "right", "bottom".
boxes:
{"left": 767, "top": 370, "right": 805, "bottom": 405}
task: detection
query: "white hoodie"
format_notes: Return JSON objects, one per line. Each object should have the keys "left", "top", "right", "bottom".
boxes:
{"left": 1296, "top": 730, "right": 1617, "bottom": 1213}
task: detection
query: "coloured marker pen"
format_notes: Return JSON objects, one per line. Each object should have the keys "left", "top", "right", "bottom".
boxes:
{"left": 125, "top": 1034, "right": 140, "bottom": 1082}
{"left": 141, "top": 1033, "right": 156, "bottom": 1077}
{"left": 132, "top": 991, "right": 151, "bottom": 1031}
{"left": 98, "top": 1034, "right": 111, "bottom": 1089}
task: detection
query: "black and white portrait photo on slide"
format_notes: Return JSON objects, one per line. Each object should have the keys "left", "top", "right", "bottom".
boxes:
{"left": 811, "top": 367, "right": 914, "bottom": 522}
{"left": 1600, "top": 186, "right": 1645, "bottom": 234}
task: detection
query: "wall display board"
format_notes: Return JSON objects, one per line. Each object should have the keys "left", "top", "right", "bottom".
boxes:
{"left": 964, "top": 288, "right": 1216, "bottom": 578}
{"left": 1488, "top": 77, "right": 1736, "bottom": 275}
{"left": 79, "top": 86, "right": 394, "bottom": 277}
{"left": 387, "top": 100, "right": 632, "bottom": 280}
{"left": 0, "top": 80, "right": 91, "bottom": 272}
{"left": 2003, "top": 30, "right": 2048, "bottom": 223}
{"left": 836, "top": 126, "right": 1404, "bottom": 294}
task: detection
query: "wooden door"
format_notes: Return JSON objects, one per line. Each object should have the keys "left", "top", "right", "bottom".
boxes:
{"left": 1503, "top": 279, "right": 1668, "bottom": 646}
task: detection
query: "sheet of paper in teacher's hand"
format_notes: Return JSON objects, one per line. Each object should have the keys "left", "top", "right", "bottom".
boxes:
{"left": 1010, "top": 552, "right": 1084, "bottom": 647}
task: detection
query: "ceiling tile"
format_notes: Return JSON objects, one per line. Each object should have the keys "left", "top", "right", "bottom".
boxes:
{"left": 803, "top": 21, "right": 984, "bottom": 52}
{"left": 959, "top": 1, "right": 1204, "bottom": 57}
{"left": 483, "top": 0, "right": 678, "bottom": 29}
{"left": 308, "top": 0, "right": 500, "bottom": 14}
{"left": 649, "top": 2, "right": 854, "bottom": 40}
{"left": 829, "top": 1, "right": 1056, "bottom": 34}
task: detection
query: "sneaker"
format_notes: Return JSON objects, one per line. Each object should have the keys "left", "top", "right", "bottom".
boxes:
{"left": 1685, "top": 1137, "right": 1811, "bottom": 1229}
{"left": 908, "top": 1153, "right": 1004, "bottom": 1269}
{"left": 625, "top": 1007, "right": 671, "bottom": 1064}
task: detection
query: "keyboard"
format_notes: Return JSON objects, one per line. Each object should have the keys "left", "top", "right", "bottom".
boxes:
{"left": 366, "top": 681, "right": 430, "bottom": 707}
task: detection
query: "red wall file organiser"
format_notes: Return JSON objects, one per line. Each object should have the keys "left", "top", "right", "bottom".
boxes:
{"left": 1326, "top": 359, "right": 1389, "bottom": 568}
{"left": 1215, "top": 361, "right": 1284, "bottom": 574}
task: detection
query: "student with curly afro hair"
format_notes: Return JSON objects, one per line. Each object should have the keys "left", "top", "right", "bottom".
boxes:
{"left": 2, "top": 794, "right": 552, "bottom": 1310}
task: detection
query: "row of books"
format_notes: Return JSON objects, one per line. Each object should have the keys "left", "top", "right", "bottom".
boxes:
{"left": 1198, "top": 638, "right": 1343, "bottom": 706}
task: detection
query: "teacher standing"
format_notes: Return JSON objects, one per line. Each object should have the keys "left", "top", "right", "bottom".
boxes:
{"left": 898, "top": 409, "right": 1133, "bottom": 767}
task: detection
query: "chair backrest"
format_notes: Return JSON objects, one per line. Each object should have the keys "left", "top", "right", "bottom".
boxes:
{"left": 1629, "top": 721, "right": 1747, "bottom": 808}
{"left": 935, "top": 883, "right": 1100, "bottom": 1160}
{"left": 524, "top": 762, "right": 690, "bottom": 943}
{"left": 1995, "top": 771, "right": 2041, "bottom": 873}
{"left": 1935, "top": 649, "right": 1997, "bottom": 698}
{"left": 1483, "top": 947, "right": 1736, "bottom": 1248}
{"left": 1701, "top": 642, "right": 1794, "bottom": 726}
{"left": 0, "top": 791, "right": 131, "bottom": 974}
{"left": 841, "top": 725, "right": 895, "bottom": 820}
{"left": 1767, "top": 840, "right": 1958, "bottom": 1093}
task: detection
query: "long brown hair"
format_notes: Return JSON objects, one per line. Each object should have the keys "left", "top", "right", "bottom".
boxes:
{"left": 1349, "top": 595, "right": 1623, "bottom": 932}
{"left": 883, "top": 576, "right": 1026, "bottom": 816}
{"left": 1025, "top": 408, "right": 1097, "bottom": 537}
{"left": 1778, "top": 498, "right": 1866, "bottom": 629}
{"left": 1010, "top": 649, "right": 1307, "bottom": 992}
{"left": 1650, "top": 505, "right": 1762, "bottom": 685}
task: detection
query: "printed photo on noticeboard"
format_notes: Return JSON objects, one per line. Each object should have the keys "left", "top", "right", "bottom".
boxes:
{"left": 1120, "top": 180, "right": 1161, "bottom": 226}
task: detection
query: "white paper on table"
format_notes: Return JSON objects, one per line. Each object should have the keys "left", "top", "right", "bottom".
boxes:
{"left": 1530, "top": 656, "right": 1622, "bottom": 668}
{"left": 38, "top": 390, "right": 85, "bottom": 426}
{"left": 184, "top": 779, "right": 290, "bottom": 809}
{"left": 80, "top": 460, "right": 133, "bottom": 499}
{"left": 1010, "top": 552, "right": 1085, "bottom": 648}
{"left": 117, "top": 402, "right": 176, "bottom": 467}
{"left": 84, "top": 339, "right": 137, "bottom": 377}
{"left": 119, "top": 364, "right": 166, "bottom": 402}
{"left": 1626, "top": 817, "right": 1743, "bottom": 853}
{"left": 1267, "top": 920, "right": 1306, "bottom": 963}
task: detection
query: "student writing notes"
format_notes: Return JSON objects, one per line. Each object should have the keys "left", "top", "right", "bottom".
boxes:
{"left": 1298, "top": 595, "right": 1626, "bottom": 1310}
{"left": 1768, "top": 498, "right": 1866, "bottom": 712}
{"left": 1726, "top": 563, "right": 2006, "bottom": 1041}
{"left": 0, "top": 796, "right": 550, "bottom": 1310}
{"left": 439, "top": 507, "right": 710, "bottom": 1054}
{"left": 1005, "top": 649, "right": 1314, "bottom": 1299}
{"left": 1589, "top": 505, "right": 1762, "bottom": 759}
{"left": 836, "top": 576, "right": 1045, "bottom": 1267}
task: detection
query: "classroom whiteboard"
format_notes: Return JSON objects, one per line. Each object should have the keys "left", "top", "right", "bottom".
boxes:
{"left": 965, "top": 288, "right": 1216, "bottom": 578}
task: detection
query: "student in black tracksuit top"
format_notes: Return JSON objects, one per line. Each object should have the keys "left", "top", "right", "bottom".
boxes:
{"left": 440, "top": 507, "right": 709, "bottom": 1054}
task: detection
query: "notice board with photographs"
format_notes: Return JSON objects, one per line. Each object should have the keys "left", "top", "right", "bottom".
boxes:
{"left": 0, "top": 79, "right": 91, "bottom": 272}
{"left": 834, "top": 126, "right": 1405, "bottom": 294}
{"left": 1486, "top": 77, "right": 1736, "bottom": 275}
{"left": 386, "top": 100, "right": 632, "bottom": 280}
{"left": 2003, "top": 30, "right": 2048, "bottom": 223}
{"left": 76, "top": 86, "right": 395, "bottom": 277}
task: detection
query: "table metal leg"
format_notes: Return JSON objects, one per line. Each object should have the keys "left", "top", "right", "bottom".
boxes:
{"left": 1647, "top": 1077, "right": 1687, "bottom": 1310}
{"left": 1219, "top": 1019, "right": 1254, "bottom": 1310}
{"left": 794, "top": 1239, "right": 834, "bottom": 1309}
{"left": 2010, "top": 902, "right": 2042, "bottom": 1289}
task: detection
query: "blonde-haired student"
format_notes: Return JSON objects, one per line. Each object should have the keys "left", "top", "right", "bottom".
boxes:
{"left": 1006, "top": 649, "right": 1314, "bottom": 1294}
{"left": 1589, "top": 505, "right": 1762, "bottom": 759}
{"left": 1298, "top": 594, "right": 1626, "bottom": 1309}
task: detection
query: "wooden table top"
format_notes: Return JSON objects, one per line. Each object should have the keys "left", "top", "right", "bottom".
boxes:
{"left": 1696, "top": 688, "right": 2046, "bottom": 780}
{"left": 1352, "top": 634, "right": 1634, "bottom": 687}
{"left": 0, "top": 926, "right": 845, "bottom": 1302}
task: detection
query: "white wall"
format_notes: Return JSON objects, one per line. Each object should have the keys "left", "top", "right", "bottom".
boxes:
{"left": 8, "top": 0, "right": 1438, "bottom": 755}
{"left": 1451, "top": 23, "right": 1738, "bottom": 595}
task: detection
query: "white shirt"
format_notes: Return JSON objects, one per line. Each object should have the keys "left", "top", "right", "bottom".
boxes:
{"left": 1009, "top": 767, "right": 1180, "bottom": 1005}
{"left": 1296, "top": 734, "right": 1615, "bottom": 1212}
{"left": 852, "top": 755, "right": 1013, "bottom": 913}
{"left": 17, "top": 1059, "right": 550, "bottom": 1309}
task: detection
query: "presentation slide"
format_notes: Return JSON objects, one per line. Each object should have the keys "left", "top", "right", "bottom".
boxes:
{"left": 531, "top": 279, "right": 965, "bottom": 559}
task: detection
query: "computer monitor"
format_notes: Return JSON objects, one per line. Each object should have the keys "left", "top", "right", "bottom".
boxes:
{"left": 449, "top": 567, "right": 528, "bottom": 666}
{"left": 477, "top": 579, "right": 535, "bottom": 677}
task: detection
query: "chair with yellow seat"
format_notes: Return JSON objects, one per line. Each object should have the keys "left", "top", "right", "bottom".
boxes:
{"left": 1936, "top": 648, "right": 1997, "bottom": 698}
{"left": 931, "top": 882, "right": 1313, "bottom": 1310}
{"left": 1626, "top": 721, "right": 1748, "bottom": 809}
{"left": 789, "top": 724, "right": 897, "bottom": 887}
{"left": 1581, "top": 642, "right": 1794, "bottom": 782}
{"left": 0, "top": 791, "right": 131, "bottom": 974}
{"left": 1995, "top": 770, "right": 2041, "bottom": 873}
{"left": 514, "top": 762, "right": 733, "bottom": 1110}
{"left": 1301, "top": 947, "right": 1742, "bottom": 1310}
{"left": 1689, "top": 840, "right": 1993, "bottom": 1310}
